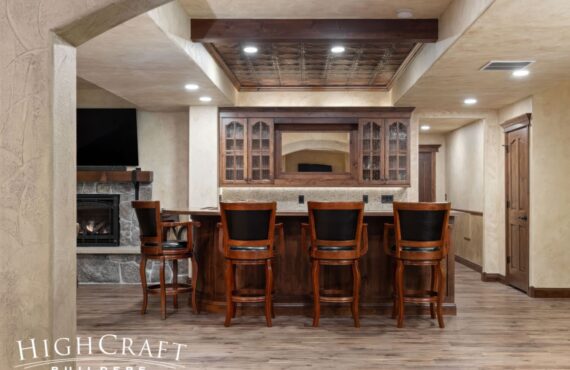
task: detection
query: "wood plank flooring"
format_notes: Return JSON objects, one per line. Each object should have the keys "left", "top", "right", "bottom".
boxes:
{"left": 77, "top": 264, "right": 570, "bottom": 369}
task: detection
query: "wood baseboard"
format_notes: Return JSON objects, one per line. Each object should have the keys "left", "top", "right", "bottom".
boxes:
{"left": 529, "top": 287, "right": 570, "bottom": 298}
{"left": 481, "top": 272, "right": 506, "bottom": 284}
{"left": 455, "top": 255, "right": 482, "bottom": 273}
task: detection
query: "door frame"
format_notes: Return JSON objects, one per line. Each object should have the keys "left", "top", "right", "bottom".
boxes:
{"left": 419, "top": 144, "right": 440, "bottom": 202}
{"left": 501, "top": 113, "right": 531, "bottom": 293}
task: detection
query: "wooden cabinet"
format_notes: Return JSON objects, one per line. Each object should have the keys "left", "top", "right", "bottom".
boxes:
{"left": 219, "top": 108, "right": 411, "bottom": 187}
{"left": 358, "top": 118, "right": 409, "bottom": 185}
{"left": 220, "top": 118, "right": 274, "bottom": 184}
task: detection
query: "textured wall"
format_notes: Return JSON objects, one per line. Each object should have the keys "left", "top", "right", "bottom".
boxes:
{"left": 445, "top": 120, "right": 485, "bottom": 212}
{"left": 530, "top": 82, "right": 570, "bottom": 288}
{"left": 189, "top": 106, "right": 219, "bottom": 209}
{"left": 0, "top": 0, "right": 169, "bottom": 367}
{"left": 453, "top": 212, "right": 484, "bottom": 267}
{"left": 138, "top": 111, "right": 189, "bottom": 210}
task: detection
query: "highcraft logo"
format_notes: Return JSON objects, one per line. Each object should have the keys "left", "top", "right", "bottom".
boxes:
{"left": 15, "top": 334, "right": 188, "bottom": 370}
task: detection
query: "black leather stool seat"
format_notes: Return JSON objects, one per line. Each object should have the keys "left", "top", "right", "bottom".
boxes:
{"left": 391, "top": 245, "right": 439, "bottom": 253}
{"left": 316, "top": 245, "right": 355, "bottom": 251}
{"left": 229, "top": 245, "right": 269, "bottom": 251}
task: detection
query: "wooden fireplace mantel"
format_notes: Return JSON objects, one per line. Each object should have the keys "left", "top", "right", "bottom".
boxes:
{"left": 77, "top": 170, "right": 153, "bottom": 184}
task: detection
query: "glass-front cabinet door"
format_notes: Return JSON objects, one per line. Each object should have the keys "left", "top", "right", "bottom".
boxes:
{"left": 248, "top": 119, "right": 273, "bottom": 183}
{"left": 385, "top": 119, "right": 409, "bottom": 184}
{"left": 359, "top": 119, "right": 385, "bottom": 183}
{"left": 221, "top": 118, "right": 247, "bottom": 184}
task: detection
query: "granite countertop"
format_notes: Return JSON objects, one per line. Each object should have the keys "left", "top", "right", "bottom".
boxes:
{"left": 164, "top": 207, "right": 395, "bottom": 217}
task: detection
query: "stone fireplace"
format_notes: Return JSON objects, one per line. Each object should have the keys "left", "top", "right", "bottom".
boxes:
{"left": 76, "top": 170, "right": 189, "bottom": 284}
{"left": 77, "top": 194, "right": 120, "bottom": 246}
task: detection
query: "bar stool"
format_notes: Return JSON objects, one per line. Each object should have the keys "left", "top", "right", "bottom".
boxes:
{"left": 132, "top": 201, "right": 200, "bottom": 320}
{"left": 384, "top": 202, "right": 451, "bottom": 328}
{"left": 217, "top": 202, "right": 284, "bottom": 327}
{"left": 301, "top": 201, "right": 368, "bottom": 327}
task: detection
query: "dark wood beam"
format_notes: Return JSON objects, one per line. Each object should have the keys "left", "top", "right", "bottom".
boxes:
{"left": 191, "top": 19, "right": 438, "bottom": 43}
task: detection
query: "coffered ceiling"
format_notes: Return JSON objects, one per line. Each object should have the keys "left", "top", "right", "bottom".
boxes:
{"left": 207, "top": 41, "right": 419, "bottom": 90}
{"left": 180, "top": 0, "right": 454, "bottom": 19}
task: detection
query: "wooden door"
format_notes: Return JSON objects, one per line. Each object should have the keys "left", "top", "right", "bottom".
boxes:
{"left": 220, "top": 118, "right": 247, "bottom": 184}
{"left": 385, "top": 119, "right": 410, "bottom": 185}
{"left": 358, "top": 119, "right": 385, "bottom": 184}
{"left": 419, "top": 145, "right": 439, "bottom": 202}
{"left": 247, "top": 119, "right": 274, "bottom": 183}
{"left": 505, "top": 126, "right": 530, "bottom": 292}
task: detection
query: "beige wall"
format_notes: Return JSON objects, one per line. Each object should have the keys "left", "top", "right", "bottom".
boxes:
{"left": 0, "top": 1, "right": 170, "bottom": 367}
{"left": 499, "top": 96, "right": 533, "bottom": 124}
{"left": 189, "top": 106, "right": 219, "bottom": 209}
{"left": 530, "top": 82, "right": 570, "bottom": 288}
{"left": 419, "top": 134, "right": 446, "bottom": 202}
{"left": 78, "top": 83, "right": 189, "bottom": 210}
{"left": 452, "top": 212, "right": 484, "bottom": 267}
{"left": 138, "top": 111, "right": 189, "bottom": 209}
{"left": 445, "top": 120, "right": 485, "bottom": 212}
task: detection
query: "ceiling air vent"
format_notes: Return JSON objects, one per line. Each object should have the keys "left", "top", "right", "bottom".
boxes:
{"left": 480, "top": 61, "right": 534, "bottom": 71}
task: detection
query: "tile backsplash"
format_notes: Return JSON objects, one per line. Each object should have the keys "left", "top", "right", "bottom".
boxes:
{"left": 219, "top": 187, "right": 409, "bottom": 211}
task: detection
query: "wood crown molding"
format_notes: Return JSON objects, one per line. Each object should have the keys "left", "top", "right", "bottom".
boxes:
{"left": 191, "top": 19, "right": 438, "bottom": 43}
{"left": 501, "top": 113, "right": 531, "bottom": 133}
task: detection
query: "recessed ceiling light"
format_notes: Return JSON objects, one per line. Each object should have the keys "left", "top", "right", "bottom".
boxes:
{"left": 184, "top": 83, "right": 199, "bottom": 91}
{"left": 420, "top": 125, "right": 431, "bottom": 131}
{"left": 397, "top": 9, "right": 414, "bottom": 19}
{"left": 331, "top": 46, "right": 345, "bottom": 53}
{"left": 512, "top": 69, "right": 530, "bottom": 77}
{"left": 464, "top": 98, "right": 478, "bottom": 105}
{"left": 243, "top": 46, "right": 258, "bottom": 54}
{"left": 199, "top": 96, "right": 212, "bottom": 102}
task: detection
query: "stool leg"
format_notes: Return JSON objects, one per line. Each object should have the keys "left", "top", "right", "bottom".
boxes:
{"left": 140, "top": 255, "right": 148, "bottom": 315}
{"left": 265, "top": 259, "right": 273, "bottom": 327}
{"left": 437, "top": 260, "right": 446, "bottom": 328}
{"left": 271, "top": 263, "right": 276, "bottom": 319}
{"left": 160, "top": 257, "right": 167, "bottom": 320}
{"left": 172, "top": 259, "right": 179, "bottom": 309}
{"left": 312, "top": 260, "right": 321, "bottom": 327}
{"left": 391, "top": 260, "right": 398, "bottom": 319}
{"left": 231, "top": 264, "right": 237, "bottom": 318}
{"left": 191, "top": 256, "right": 199, "bottom": 314}
{"left": 224, "top": 259, "right": 233, "bottom": 327}
{"left": 396, "top": 260, "right": 405, "bottom": 328}
{"left": 352, "top": 260, "right": 361, "bottom": 328}
{"left": 430, "top": 264, "right": 438, "bottom": 319}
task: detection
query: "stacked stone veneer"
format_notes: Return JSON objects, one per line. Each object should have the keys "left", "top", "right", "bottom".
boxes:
{"left": 77, "top": 181, "right": 188, "bottom": 284}
{"left": 220, "top": 187, "right": 410, "bottom": 211}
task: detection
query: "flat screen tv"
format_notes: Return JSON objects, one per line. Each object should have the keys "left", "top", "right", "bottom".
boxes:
{"left": 77, "top": 108, "right": 139, "bottom": 167}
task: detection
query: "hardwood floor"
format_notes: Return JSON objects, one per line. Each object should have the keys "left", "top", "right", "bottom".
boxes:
{"left": 77, "top": 264, "right": 570, "bottom": 369}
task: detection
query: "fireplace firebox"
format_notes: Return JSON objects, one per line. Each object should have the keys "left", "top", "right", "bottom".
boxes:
{"left": 77, "top": 194, "right": 120, "bottom": 246}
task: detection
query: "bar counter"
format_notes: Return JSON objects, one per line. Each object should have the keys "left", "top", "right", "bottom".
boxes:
{"left": 165, "top": 209, "right": 456, "bottom": 316}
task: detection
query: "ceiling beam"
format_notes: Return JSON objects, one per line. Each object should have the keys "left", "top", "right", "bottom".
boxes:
{"left": 191, "top": 19, "right": 438, "bottom": 43}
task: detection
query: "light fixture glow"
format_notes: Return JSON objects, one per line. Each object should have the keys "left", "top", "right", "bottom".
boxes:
{"left": 199, "top": 96, "right": 212, "bottom": 102}
{"left": 243, "top": 46, "right": 258, "bottom": 54}
{"left": 464, "top": 98, "right": 478, "bottom": 105}
{"left": 420, "top": 125, "right": 431, "bottom": 131}
{"left": 512, "top": 69, "right": 530, "bottom": 77}
{"left": 397, "top": 9, "right": 414, "bottom": 19}
{"left": 184, "top": 83, "right": 199, "bottom": 91}
{"left": 331, "top": 46, "right": 345, "bottom": 53}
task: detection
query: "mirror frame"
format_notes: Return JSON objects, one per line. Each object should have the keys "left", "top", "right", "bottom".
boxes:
{"left": 274, "top": 124, "right": 359, "bottom": 186}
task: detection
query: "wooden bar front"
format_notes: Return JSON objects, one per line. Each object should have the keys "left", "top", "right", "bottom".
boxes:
{"left": 178, "top": 210, "right": 456, "bottom": 316}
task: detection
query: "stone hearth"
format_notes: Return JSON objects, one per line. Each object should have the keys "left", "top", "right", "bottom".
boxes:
{"left": 76, "top": 178, "right": 188, "bottom": 284}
